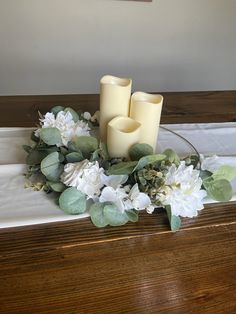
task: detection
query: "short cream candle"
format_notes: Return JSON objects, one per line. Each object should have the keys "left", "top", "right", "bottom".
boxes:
{"left": 99, "top": 75, "right": 132, "bottom": 142}
{"left": 130, "top": 92, "right": 163, "bottom": 150}
{"left": 107, "top": 116, "right": 141, "bottom": 159}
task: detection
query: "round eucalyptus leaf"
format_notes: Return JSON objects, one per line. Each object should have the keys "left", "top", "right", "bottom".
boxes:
{"left": 163, "top": 149, "right": 180, "bottom": 165}
{"left": 64, "top": 107, "right": 79, "bottom": 122}
{"left": 72, "top": 136, "right": 98, "bottom": 158}
{"left": 103, "top": 204, "right": 129, "bottom": 226}
{"left": 89, "top": 203, "right": 109, "bottom": 228}
{"left": 40, "top": 152, "right": 64, "bottom": 182}
{"left": 125, "top": 209, "right": 139, "bottom": 222}
{"left": 59, "top": 187, "right": 86, "bottom": 214}
{"left": 166, "top": 206, "right": 181, "bottom": 232}
{"left": 212, "top": 165, "right": 236, "bottom": 182}
{"left": 47, "top": 181, "right": 66, "bottom": 193}
{"left": 108, "top": 161, "right": 137, "bottom": 175}
{"left": 129, "top": 143, "right": 153, "bottom": 161}
{"left": 133, "top": 154, "right": 166, "bottom": 172}
{"left": 203, "top": 178, "right": 233, "bottom": 202}
{"left": 26, "top": 150, "right": 48, "bottom": 165}
{"left": 40, "top": 127, "right": 62, "bottom": 146}
{"left": 66, "top": 152, "right": 84, "bottom": 163}
{"left": 50, "top": 106, "right": 65, "bottom": 116}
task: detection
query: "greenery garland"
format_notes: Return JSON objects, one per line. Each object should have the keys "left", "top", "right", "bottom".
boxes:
{"left": 23, "top": 106, "right": 236, "bottom": 231}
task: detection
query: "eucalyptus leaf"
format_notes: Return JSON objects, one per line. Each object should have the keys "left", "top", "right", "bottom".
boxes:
{"left": 99, "top": 142, "right": 110, "bottom": 160}
{"left": 22, "top": 145, "right": 32, "bottom": 154}
{"left": 200, "top": 170, "right": 212, "bottom": 181}
{"left": 125, "top": 209, "right": 139, "bottom": 222}
{"left": 59, "top": 187, "right": 86, "bottom": 214}
{"left": 47, "top": 181, "right": 66, "bottom": 192}
{"left": 129, "top": 143, "right": 153, "bottom": 161}
{"left": 212, "top": 165, "right": 236, "bottom": 182}
{"left": 26, "top": 150, "right": 48, "bottom": 165}
{"left": 89, "top": 203, "right": 109, "bottom": 228}
{"left": 31, "top": 131, "right": 40, "bottom": 143}
{"left": 50, "top": 106, "right": 65, "bottom": 116}
{"left": 40, "top": 127, "right": 62, "bottom": 146}
{"left": 163, "top": 149, "right": 180, "bottom": 165}
{"left": 166, "top": 206, "right": 181, "bottom": 232}
{"left": 103, "top": 203, "right": 129, "bottom": 226}
{"left": 133, "top": 154, "right": 166, "bottom": 172}
{"left": 108, "top": 161, "right": 138, "bottom": 175}
{"left": 64, "top": 107, "right": 79, "bottom": 122}
{"left": 40, "top": 152, "right": 64, "bottom": 182}
{"left": 72, "top": 136, "right": 98, "bottom": 158}
{"left": 66, "top": 152, "right": 84, "bottom": 163}
{"left": 203, "top": 178, "right": 233, "bottom": 202}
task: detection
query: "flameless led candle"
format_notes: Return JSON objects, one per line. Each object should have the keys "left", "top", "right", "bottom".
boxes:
{"left": 130, "top": 92, "right": 163, "bottom": 150}
{"left": 99, "top": 75, "right": 132, "bottom": 142}
{"left": 107, "top": 116, "right": 141, "bottom": 159}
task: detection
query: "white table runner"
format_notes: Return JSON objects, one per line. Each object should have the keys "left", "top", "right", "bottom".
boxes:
{"left": 0, "top": 123, "right": 236, "bottom": 229}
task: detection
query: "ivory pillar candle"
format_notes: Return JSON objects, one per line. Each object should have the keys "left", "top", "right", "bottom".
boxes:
{"left": 130, "top": 92, "right": 163, "bottom": 150}
{"left": 107, "top": 116, "right": 141, "bottom": 159}
{"left": 99, "top": 75, "right": 132, "bottom": 142}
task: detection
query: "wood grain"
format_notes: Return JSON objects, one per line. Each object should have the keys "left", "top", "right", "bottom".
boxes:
{"left": 0, "top": 91, "right": 236, "bottom": 313}
{"left": 0, "top": 90, "right": 236, "bottom": 127}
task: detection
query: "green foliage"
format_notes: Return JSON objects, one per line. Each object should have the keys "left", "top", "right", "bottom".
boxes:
{"left": 50, "top": 106, "right": 65, "bottom": 116}
{"left": 59, "top": 187, "right": 86, "bottom": 214}
{"left": 212, "top": 165, "right": 236, "bottom": 182}
{"left": 89, "top": 202, "right": 138, "bottom": 227}
{"left": 89, "top": 203, "right": 109, "bottom": 227}
{"left": 103, "top": 203, "right": 129, "bottom": 226}
{"left": 70, "top": 136, "right": 98, "bottom": 158}
{"left": 64, "top": 107, "right": 79, "bottom": 122}
{"left": 166, "top": 206, "right": 181, "bottom": 232}
{"left": 163, "top": 149, "right": 180, "bottom": 165}
{"left": 66, "top": 152, "right": 84, "bottom": 163}
{"left": 22, "top": 145, "right": 32, "bottom": 154}
{"left": 26, "top": 150, "right": 48, "bottom": 165}
{"left": 125, "top": 209, "right": 139, "bottom": 222}
{"left": 31, "top": 131, "right": 40, "bottom": 143}
{"left": 129, "top": 143, "right": 153, "bottom": 161}
{"left": 203, "top": 177, "right": 232, "bottom": 202}
{"left": 108, "top": 161, "right": 138, "bottom": 175}
{"left": 133, "top": 154, "right": 166, "bottom": 172}
{"left": 40, "top": 127, "right": 62, "bottom": 146}
{"left": 40, "top": 152, "right": 64, "bottom": 182}
{"left": 200, "top": 170, "right": 212, "bottom": 181}
{"left": 47, "top": 181, "right": 66, "bottom": 193}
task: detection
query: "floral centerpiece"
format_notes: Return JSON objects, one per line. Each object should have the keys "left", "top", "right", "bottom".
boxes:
{"left": 23, "top": 105, "right": 236, "bottom": 231}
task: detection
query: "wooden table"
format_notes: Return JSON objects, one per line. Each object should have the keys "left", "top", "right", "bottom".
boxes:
{"left": 0, "top": 91, "right": 236, "bottom": 314}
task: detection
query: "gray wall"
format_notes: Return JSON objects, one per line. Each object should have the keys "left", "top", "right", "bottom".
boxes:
{"left": 0, "top": 0, "right": 235, "bottom": 95}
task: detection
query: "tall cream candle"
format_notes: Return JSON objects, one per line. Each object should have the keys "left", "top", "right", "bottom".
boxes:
{"left": 107, "top": 116, "right": 141, "bottom": 159}
{"left": 130, "top": 92, "right": 163, "bottom": 150}
{"left": 99, "top": 75, "right": 132, "bottom": 142}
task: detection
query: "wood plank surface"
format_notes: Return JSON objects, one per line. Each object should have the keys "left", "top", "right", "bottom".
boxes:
{"left": 0, "top": 90, "right": 236, "bottom": 127}
{"left": 0, "top": 91, "right": 236, "bottom": 314}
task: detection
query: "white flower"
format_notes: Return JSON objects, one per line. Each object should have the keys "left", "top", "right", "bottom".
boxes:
{"left": 72, "top": 120, "right": 91, "bottom": 140}
{"left": 38, "top": 111, "right": 75, "bottom": 146}
{"left": 101, "top": 173, "right": 128, "bottom": 189}
{"left": 36, "top": 111, "right": 91, "bottom": 146}
{"left": 99, "top": 186, "right": 129, "bottom": 213}
{"left": 82, "top": 112, "right": 92, "bottom": 120}
{"left": 99, "top": 183, "right": 152, "bottom": 213}
{"left": 61, "top": 160, "right": 104, "bottom": 201}
{"left": 159, "top": 161, "right": 207, "bottom": 218}
{"left": 129, "top": 184, "right": 153, "bottom": 211}
{"left": 200, "top": 154, "right": 222, "bottom": 173}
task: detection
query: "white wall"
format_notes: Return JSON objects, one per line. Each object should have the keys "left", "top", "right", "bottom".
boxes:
{"left": 0, "top": 0, "right": 235, "bottom": 95}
